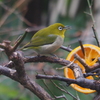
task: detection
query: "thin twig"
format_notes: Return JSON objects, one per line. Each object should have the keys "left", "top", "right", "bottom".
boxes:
{"left": 56, "top": 59, "right": 76, "bottom": 70}
{"left": 42, "top": 69, "right": 77, "bottom": 99}
{"left": 0, "top": 0, "right": 25, "bottom": 27}
{"left": 42, "top": 79, "right": 55, "bottom": 99}
{"left": 42, "top": 70, "right": 67, "bottom": 100}
{"left": 84, "top": 11, "right": 91, "bottom": 15}
{"left": 86, "top": 0, "right": 100, "bottom": 46}
{"left": 60, "top": 45, "right": 72, "bottom": 52}
{"left": 55, "top": 94, "right": 68, "bottom": 100}
{"left": 51, "top": 80, "right": 77, "bottom": 100}
{"left": 12, "top": 29, "right": 28, "bottom": 51}
{"left": 74, "top": 54, "right": 90, "bottom": 72}
{"left": 42, "top": 69, "right": 57, "bottom": 99}
{"left": 78, "top": 39, "right": 85, "bottom": 56}
{"left": 60, "top": 84, "right": 78, "bottom": 100}
{"left": 92, "top": 26, "right": 100, "bottom": 47}
{"left": 87, "top": 0, "right": 95, "bottom": 24}
{"left": 0, "top": 1, "right": 34, "bottom": 26}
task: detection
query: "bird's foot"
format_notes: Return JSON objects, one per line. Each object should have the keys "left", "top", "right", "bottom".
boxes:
{"left": 50, "top": 53, "right": 58, "bottom": 57}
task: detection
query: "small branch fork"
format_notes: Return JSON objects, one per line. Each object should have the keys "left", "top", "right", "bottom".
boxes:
{"left": 1, "top": 52, "right": 53, "bottom": 100}
{"left": 0, "top": 30, "right": 100, "bottom": 99}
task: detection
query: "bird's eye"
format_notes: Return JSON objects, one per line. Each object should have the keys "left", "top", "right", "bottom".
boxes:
{"left": 58, "top": 26, "right": 63, "bottom": 31}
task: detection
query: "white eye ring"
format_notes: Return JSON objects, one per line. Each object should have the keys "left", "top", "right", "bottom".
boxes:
{"left": 58, "top": 26, "right": 63, "bottom": 30}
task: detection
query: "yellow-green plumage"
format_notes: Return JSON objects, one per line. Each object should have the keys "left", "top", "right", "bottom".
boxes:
{"left": 22, "top": 23, "right": 69, "bottom": 54}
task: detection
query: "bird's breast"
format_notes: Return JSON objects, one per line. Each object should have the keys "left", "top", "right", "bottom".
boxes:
{"left": 38, "top": 36, "right": 64, "bottom": 54}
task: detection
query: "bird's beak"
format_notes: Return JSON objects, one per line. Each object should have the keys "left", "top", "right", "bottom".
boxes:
{"left": 63, "top": 25, "right": 72, "bottom": 30}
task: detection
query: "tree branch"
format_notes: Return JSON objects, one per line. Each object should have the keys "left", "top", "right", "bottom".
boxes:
{"left": 0, "top": 57, "right": 53, "bottom": 100}
{"left": 36, "top": 74, "right": 100, "bottom": 91}
{"left": 24, "top": 55, "right": 84, "bottom": 78}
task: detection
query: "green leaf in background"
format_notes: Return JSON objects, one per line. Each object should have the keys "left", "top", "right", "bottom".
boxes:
{"left": 0, "top": 84, "right": 18, "bottom": 99}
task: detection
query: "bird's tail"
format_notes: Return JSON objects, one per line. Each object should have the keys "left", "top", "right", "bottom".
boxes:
{"left": 19, "top": 42, "right": 30, "bottom": 50}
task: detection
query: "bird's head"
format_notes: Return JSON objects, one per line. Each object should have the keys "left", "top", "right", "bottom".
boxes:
{"left": 48, "top": 23, "right": 71, "bottom": 38}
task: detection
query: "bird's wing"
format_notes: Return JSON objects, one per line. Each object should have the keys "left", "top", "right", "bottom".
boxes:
{"left": 24, "top": 34, "right": 57, "bottom": 48}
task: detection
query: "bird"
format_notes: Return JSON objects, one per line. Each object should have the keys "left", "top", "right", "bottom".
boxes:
{"left": 21, "top": 23, "right": 70, "bottom": 55}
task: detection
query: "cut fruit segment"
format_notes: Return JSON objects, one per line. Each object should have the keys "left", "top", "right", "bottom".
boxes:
{"left": 64, "top": 44, "right": 100, "bottom": 93}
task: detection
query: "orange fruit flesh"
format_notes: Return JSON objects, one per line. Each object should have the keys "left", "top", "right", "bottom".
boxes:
{"left": 64, "top": 44, "right": 100, "bottom": 94}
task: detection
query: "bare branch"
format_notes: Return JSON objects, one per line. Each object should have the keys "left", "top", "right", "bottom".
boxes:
{"left": 0, "top": 57, "right": 53, "bottom": 100}
{"left": 36, "top": 74, "right": 100, "bottom": 91}
{"left": 24, "top": 55, "right": 84, "bottom": 79}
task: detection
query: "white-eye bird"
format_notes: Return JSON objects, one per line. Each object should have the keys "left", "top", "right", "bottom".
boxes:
{"left": 22, "top": 23, "right": 70, "bottom": 54}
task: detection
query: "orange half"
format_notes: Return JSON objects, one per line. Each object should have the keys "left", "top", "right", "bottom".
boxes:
{"left": 64, "top": 44, "right": 100, "bottom": 94}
